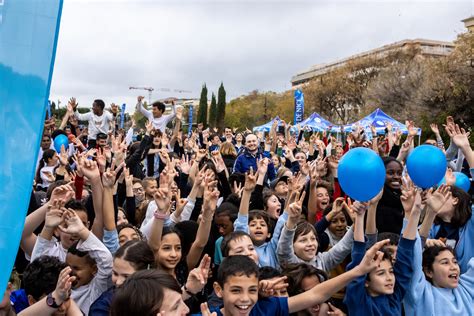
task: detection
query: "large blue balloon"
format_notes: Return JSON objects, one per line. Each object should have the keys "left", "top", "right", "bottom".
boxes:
{"left": 338, "top": 147, "right": 386, "bottom": 202}
{"left": 407, "top": 145, "right": 446, "bottom": 189}
{"left": 439, "top": 172, "right": 471, "bottom": 192}
{"left": 54, "top": 134, "right": 69, "bottom": 153}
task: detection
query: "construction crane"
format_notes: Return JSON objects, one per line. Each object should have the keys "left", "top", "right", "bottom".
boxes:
{"left": 129, "top": 86, "right": 192, "bottom": 104}
{"left": 129, "top": 86, "right": 154, "bottom": 104}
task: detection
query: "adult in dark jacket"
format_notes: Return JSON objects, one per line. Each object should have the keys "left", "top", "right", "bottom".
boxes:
{"left": 233, "top": 133, "right": 276, "bottom": 181}
{"left": 376, "top": 157, "right": 404, "bottom": 234}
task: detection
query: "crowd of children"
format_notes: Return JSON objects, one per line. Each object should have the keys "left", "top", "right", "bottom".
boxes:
{"left": 1, "top": 96, "right": 473, "bottom": 316}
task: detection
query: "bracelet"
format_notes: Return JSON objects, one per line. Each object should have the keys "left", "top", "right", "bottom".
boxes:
{"left": 183, "top": 284, "right": 196, "bottom": 297}
{"left": 154, "top": 210, "right": 169, "bottom": 220}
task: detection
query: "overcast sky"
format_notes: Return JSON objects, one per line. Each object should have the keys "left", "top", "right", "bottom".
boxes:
{"left": 49, "top": 0, "right": 472, "bottom": 112}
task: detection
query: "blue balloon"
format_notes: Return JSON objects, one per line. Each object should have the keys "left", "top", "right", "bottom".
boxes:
{"left": 407, "top": 145, "right": 446, "bottom": 189}
{"left": 439, "top": 172, "right": 471, "bottom": 192}
{"left": 54, "top": 134, "right": 69, "bottom": 153}
{"left": 338, "top": 147, "right": 386, "bottom": 202}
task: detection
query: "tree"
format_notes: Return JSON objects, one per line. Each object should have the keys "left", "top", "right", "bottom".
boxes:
{"left": 216, "top": 82, "right": 226, "bottom": 131}
{"left": 208, "top": 92, "right": 217, "bottom": 128}
{"left": 197, "top": 84, "right": 208, "bottom": 127}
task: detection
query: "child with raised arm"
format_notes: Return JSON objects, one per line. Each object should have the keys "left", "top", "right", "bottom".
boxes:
{"left": 404, "top": 184, "right": 474, "bottom": 316}
{"left": 33, "top": 203, "right": 113, "bottom": 315}
{"left": 277, "top": 190, "right": 354, "bottom": 273}
{"left": 195, "top": 237, "right": 390, "bottom": 316}
{"left": 343, "top": 184, "right": 419, "bottom": 316}
{"left": 233, "top": 160, "right": 289, "bottom": 268}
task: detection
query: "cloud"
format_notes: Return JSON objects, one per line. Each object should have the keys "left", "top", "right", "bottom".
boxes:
{"left": 50, "top": 0, "right": 471, "bottom": 112}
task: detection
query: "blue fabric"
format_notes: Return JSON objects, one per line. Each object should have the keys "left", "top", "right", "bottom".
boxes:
{"left": 403, "top": 231, "right": 474, "bottom": 316}
{"left": 294, "top": 112, "right": 339, "bottom": 132}
{"left": 10, "top": 289, "right": 29, "bottom": 314}
{"left": 429, "top": 206, "right": 474, "bottom": 274}
{"left": 191, "top": 296, "right": 289, "bottom": 316}
{"left": 342, "top": 108, "right": 421, "bottom": 136}
{"left": 0, "top": 0, "right": 63, "bottom": 291}
{"left": 253, "top": 116, "right": 281, "bottom": 133}
{"left": 214, "top": 236, "right": 224, "bottom": 265}
{"left": 344, "top": 238, "right": 415, "bottom": 316}
{"left": 89, "top": 287, "right": 114, "bottom": 316}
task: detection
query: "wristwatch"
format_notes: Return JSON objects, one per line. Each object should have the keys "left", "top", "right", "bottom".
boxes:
{"left": 46, "top": 292, "right": 61, "bottom": 308}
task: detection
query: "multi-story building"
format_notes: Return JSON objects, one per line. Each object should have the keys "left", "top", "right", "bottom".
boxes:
{"left": 291, "top": 38, "right": 455, "bottom": 88}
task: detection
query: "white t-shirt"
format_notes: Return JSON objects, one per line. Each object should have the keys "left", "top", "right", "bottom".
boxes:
{"left": 75, "top": 110, "right": 115, "bottom": 140}
{"left": 136, "top": 101, "right": 176, "bottom": 133}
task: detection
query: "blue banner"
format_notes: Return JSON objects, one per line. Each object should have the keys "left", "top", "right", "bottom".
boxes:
{"left": 188, "top": 104, "right": 193, "bottom": 136}
{"left": 120, "top": 103, "right": 126, "bottom": 129}
{"left": 294, "top": 89, "right": 304, "bottom": 125}
{"left": 47, "top": 100, "right": 52, "bottom": 118}
{"left": 0, "top": 0, "right": 63, "bottom": 291}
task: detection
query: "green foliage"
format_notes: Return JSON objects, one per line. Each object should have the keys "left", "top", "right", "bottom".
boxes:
{"left": 197, "top": 84, "right": 208, "bottom": 127}
{"left": 224, "top": 90, "right": 293, "bottom": 130}
{"left": 216, "top": 82, "right": 226, "bottom": 131}
{"left": 209, "top": 93, "right": 217, "bottom": 128}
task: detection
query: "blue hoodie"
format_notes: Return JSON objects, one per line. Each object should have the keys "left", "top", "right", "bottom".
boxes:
{"left": 344, "top": 237, "right": 415, "bottom": 316}
{"left": 403, "top": 231, "right": 474, "bottom": 315}
{"left": 429, "top": 205, "right": 474, "bottom": 274}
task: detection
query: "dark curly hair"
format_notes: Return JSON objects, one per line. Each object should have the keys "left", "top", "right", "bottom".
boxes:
{"left": 23, "top": 256, "right": 67, "bottom": 301}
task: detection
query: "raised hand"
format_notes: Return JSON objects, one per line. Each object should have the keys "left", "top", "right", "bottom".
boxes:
{"left": 425, "top": 184, "right": 451, "bottom": 214}
{"left": 178, "top": 155, "right": 191, "bottom": 175}
{"left": 211, "top": 150, "right": 226, "bottom": 173}
{"left": 102, "top": 162, "right": 124, "bottom": 188}
{"left": 124, "top": 167, "right": 133, "bottom": 188}
{"left": 202, "top": 178, "right": 220, "bottom": 219}
{"left": 185, "top": 254, "right": 211, "bottom": 295}
{"left": 257, "top": 157, "right": 269, "bottom": 177}
{"left": 368, "top": 188, "right": 384, "bottom": 206}
{"left": 355, "top": 239, "right": 390, "bottom": 275}
{"left": 430, "top": 123, "right": 440, "bottom": 135}
{"left": 176, "top": 106, "right": 183, "bottom": 120}
{"left": 58, "top": 209, "right": 87, "bottom": 235}
{"left": 444, "top": 168, "right": 456, "bottom": 186}
{"left": 400, "top": 178, "right": 416, "bottom": 214}
{"left": 52, "top": 267, "right": 76, "bottom": 305}
{"left": 137, "top": 96, "right": 145, "bottom": 103}
{"left": 259, "top": 275, "right": 289, "bottom": 297}
{"left": 232, "top": 181, "right": 243, "bottom": 198}
{"left": 153, "top": 187, "right": 171, "bottom": 214}
{"left": 450, "top": 124, "right": 470, "bottom": 149}
{"left": 173, "top": 189, "right": 188, "bottom": 219}
{"left": 45, "top": 199, "right": 66, "bottom": 228}
{"left": 50, "top": 183, "right": 75, "bottom": 204}
{"left": 287, "top": 190, "right": 306, "bottom": 226}
{"left": 244, "top": 167, "right": 257, "bottom": 192}
{"left": 80, "top": 158, "right": 101, "bottom": 182}
{"left": 67, "top": 97, "right": 78, "bottom": 112}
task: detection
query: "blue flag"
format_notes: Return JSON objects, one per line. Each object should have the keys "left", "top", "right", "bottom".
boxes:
{"left": 188, "top": 105, "right": 193, "bottom": 136}
{"left": 0, "top": 0, "right": 63, "bottom": 291}
{"left": 294, "top": 89, "right": 304, "bottom": 125}
{"left": 120, "top": 103, "right": 126, "bottom": 129}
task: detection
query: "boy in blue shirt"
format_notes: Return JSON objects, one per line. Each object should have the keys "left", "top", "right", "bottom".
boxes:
{"left": 196, "top": 196, "right": 392, "bottom": 316}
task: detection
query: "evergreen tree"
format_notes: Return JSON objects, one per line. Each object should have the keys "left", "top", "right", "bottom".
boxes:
{"left": 197, "top": 84, "right": 208, "bottom": 127}
{"left": 216, "top": 82, "right": 226, "bottom": 131}
{"left": 209, "top": 93, "right": 217, "bottom": 128}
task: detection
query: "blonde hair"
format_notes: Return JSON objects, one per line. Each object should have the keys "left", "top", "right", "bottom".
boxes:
{"left": 220, "top": 142, "right": 237, "bottom": 157}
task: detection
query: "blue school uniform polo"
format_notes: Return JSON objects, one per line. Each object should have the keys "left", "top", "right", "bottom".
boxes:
{"left": 192, "top": 296, "right": 288, "bottom": 316}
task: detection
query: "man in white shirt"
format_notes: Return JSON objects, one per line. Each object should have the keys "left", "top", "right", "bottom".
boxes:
{"left": 68, "top": 98, "right": 117, "bottom": 148}
{"left": 136, "top": 95, "right": 176, "bottom": 133}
